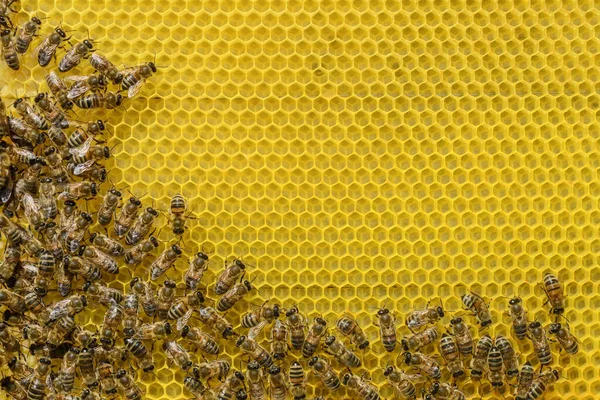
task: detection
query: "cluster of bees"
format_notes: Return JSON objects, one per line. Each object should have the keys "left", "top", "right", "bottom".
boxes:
{"left": 0, "top": 2, "right": 581, "bottom": 400}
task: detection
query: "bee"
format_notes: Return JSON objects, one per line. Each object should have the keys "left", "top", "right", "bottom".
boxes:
{"left": 37, "top": 177, "right": 57, "bottom": 220}
{"left": 15, "top": 16, "right": 41, "bottom": 54}
{"left": 470, "top": 334, "right": 493, "bottom": 379}
{"left": 514, "top": 361, "right": 535, "bottom": 400}
{"left": 324, "top": 334, "right": 361, "bottom": 368}
{"left": 7, "top": 117, "right": 44, "bottom": 147}
{"left": 34, "top": 92, "right": 68, "bottom": 127}
{"left": 303, "top": 316, "right": 327, "bottom": 358}
{"left": 129, "top": 277, "right": 156, "bottom": 318}
{"left": 150, "top": 243, "right": 182, "bottom": 280}
{"left": 215, "top": 258, "right": 246, "bottom": 295}
{"left": 216, "top": 370, "right": 245, "bottom": 400}
{"left": 126, "top": 206, "right": 158, "bottom": 246}
{"left": 43, "top": 147, "right": 69, "bottom": 183}
{"left": 336, "top": 315, "right": 369, "bottom": 349}
{"left": 241, "top": 302, "right": 280, "bottom": 328}
{"left": 81, "top": 245, "right": 119, "bottom": 275}
{"left": 124, "top": 338, "right": 154, "bottom": 372}
{"left": 0, "top": 96, "right": 8, "bottom": 135}
{"left": 1, "top": 376, "right": 27, "bottom": 400}
{"left": 74, "top": 92, "right": 122, "bottom": 109}
{"left": 63, "top": 212, "right": 93, "bottom": 252}
{"left": 0, "top": 153, "right": 15, "bottom": 204}
{"left": 183, "top": 375, "right": 209, "bottom": 400}
{"left": 541, "top": 273, "right": 566, "bottom": 315}
{"left": 0, "top": 242, "right": 19, "bottom": 283}
{"left": 59, "top": 199, "right": 78, "bottom": 231}
{"left": 198, "top": 305, "right": 234, "bottom": 338}
{"left": 487, "top": 345, "right": 504, "bottom": 388}
{"left": 449, "top": 317, "right": 473, "bottom": 356}
{"left": 97, "top": 361, "right": 118, "bottom": 396}
{"left": 14, "top": 98, "right": 47, "bottom": 131}
{"left": 374, "top": 307, "right": 397, "bottom": 352}
{"left": 89, "top": 53, "right": 123, "bottom": 84}
{"left": 71, "top": 145, "right": 110, "bottom": 168}
{"left": 245, "top": 360, "right": 266, "bottom": 400}
{"left": 549, "top": 322, "right": 579, "bottom": 355}
{"left": 404, "top": 352, "right": 442, "bottom": 380}
{"left": 529, "top": 321, "right": 552, "bottom": 367}
{"left": 194, "top": 360, "right": 230, "bottom": 383}
{"left": 169, "top": 193, "right": 194, "bottom": 235}
{"left": 124, "top": 236, "right": 159, "bottom": 266}
{"left": 236, "top": 335, "right": 273, "bottom": 368}
{"left": 57, "top": 181, "right": 98, "bottom": 201}
{"left": 401, "top": 327, "right": 439, "bottom": 353}
{"left": 526, "top": 369, "right": 560, "bottom": 399}
{"left": 429, "top": 382, "right": 466, "bottom": 400}
{"left": 1, "top": 29, "right": 19, "bottom": 70}
{"left": 89, "top": 232, "right": 125, "bottom": 257}
{"left": 495, "top": 335, "right": 519, "bottom": 378}
{"left": 163, "top": 340, "right": 193, "bottom": 371}
{"left": 56, "top": 348, "right": 79, "bottom": 392}
{"left": 116, "top": 369, "right": 144, "bottom": 400}
{"left": 0, "top": 289, "right": 26, "bottom": 313}
{"left": 167, "top": 290, "right": 204, "bottom": 320}
{"left": 97, "top": 187, "right": 121, "bottom": 225}
{"left": 288, "top": 361, "right": 306, "bottom": 400}
{"left": 64, "top": 255, "right": 101, "bottom": 282}
{"left": 342, "top": 373, "right": 381, "bottom": 400}
{"left": 8, "top": 145, "right": 37, "bottom": 167}
{"left": 505, "top": 296, "right": 529, "bottom": 340}
{"left": 27, "top": 357, "right": 52, "bottom": 400}
{"left": 45, "top": 71, "right": 72, "bottom": 110}
{"left": 100, "top": 301, "right": 124, "bottom": 346}
{"left": 78, "top": 348, "right": 98, "bottom": 387}
{"left": 121, "top": 293, "right": 139, "bottom": 337}
{"left": 156, "top": 279, "right": 177, "bottom": 320}
{"left": 121, "top": 61, "right": 157, "bottom": 98}
{"left": 0, "top": 322, "right": 20, "bottom": 353}
{"left": 0, "top": 215, "right": 21, "bottom": 245}
{"left": 461, "top": 292, "right": 493, "bottom": 328}
{"left": 83, "top": 281, "right": 123, "bottom": 306}
{"left": 264, "top": 319, "right": 289, "bottom": 361}
{"left": 268, "top": 365, "right": 288, "bottom": 400}
{"left": 47, "top": 295, "right": 87, "bottom": 322}
{"left": 217, "top": 279, "right": 252, "bottom": 312}
{"left": 17, "top": 224, "right": 44, "bottom": 258}
{"left": 384, "top": 366, "right": 422, "bottom": 400}
{"left": 439, "top": 333, "right": 465, "bottom": 378}
{"left": 36, "top": 25, "right": 67, "bottom": 67}
{"left": 405, "top": 303, "right": 444, "bottom": 332}
{"left": 308, "top": 356, "right": 340, "bottom": 391}
{"left": 65, "top": 74, "right": 107, "bottom": 100}
{"left": 37, "top": 248, "right": 57, "bottom": 285}
{"left": 8, "top": 356, "right": 34, "bottom": 387}
{"left": 185, "top": 252, "right": 209, "bottom": 290}
{"left": 286, "top": 305, "right": 306, "bottom": 350}
{"left": 59, "top": 39, "right": 93, "bottom": 72}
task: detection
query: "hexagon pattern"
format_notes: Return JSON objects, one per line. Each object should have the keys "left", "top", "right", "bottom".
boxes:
{"left": 2, "top": 0, "right": 598, "bottom": 399}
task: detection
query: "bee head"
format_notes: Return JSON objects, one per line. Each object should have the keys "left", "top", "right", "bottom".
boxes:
{"left": 235, "top": 335, "right": 246, "bottom": 346}
{"left": 272, "top": 304, "right": 280, "bottom": 318}
{"left": 324, "top": 335, "right": 335, "bottom": 346}
{"left": 383, "top": 366, "right": 394, "bottom": 376}
{"left": 164, "top": 322, "right": 171, "bottom": 335}
{"left": 549, "top": 323, "right": 561, "bottom": 334}
{"left": 404, "top": 352, "right": 412, "bottom": 364}
{"left": 509, "top": 297, "right": 521, "bottom": 305}
{"left": 150, "top": 236, "right": 159, "bottom": 247}
{"left": 197, "top": 252, "right": 209, "bottom": 260}
{"left": 378, "top": 308, "right": 389, "bottom": 316}
{"left": 315, "top": 317, "right": 327, "bottom": 326}
{"left": 268, "top": 365, "right": 280, "bottom": 375}
{"left": 83, "top": 39, "right": 93, "bottom": 49}
{"left": 148, "top": 62, "right": 157, "bottom": 72}
{"left": 32, "top": 17, "right": 42, "bottom": 25}
{"left": 436, "top": 306, "right": 444, "bottom": 318}
{"left": 450, "top": 317, "right": 462, "bottom": 325}
{"left": 56, "top": 27, "right": 66, "bottom": 37}
{"left": 34, "top": 93, "right": 45, "bottom": 102}
{"left": 285, "top": 306, "right": 298, "bottom": 317}
{"left": 342, "top": 373, "right": 351, "bottom": 385}
{"left": 243, "top": 280, "right": 252, "bottom": 291}
{"left": 180, "top": 325, "right": 189, "bottom": 338}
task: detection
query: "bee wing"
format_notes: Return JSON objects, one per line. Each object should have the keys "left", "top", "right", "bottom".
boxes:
{"left": 69, "top": 136, "right": 94, "bottom": 156}
{"left": 248, "top": 320, "right": 268, "bottom": 340}
{"left": 67, "top": 81, "right": 91, "bottom": 100}
{"left": 127, "top": 79, "right": 144, "bottom": 98}
{"left": 48, "top": 299, "right": 69, "bottom": 320}
{"left": 64, "top": 75, "right": 91, "bottom": 83}
{"left": 73, "top": 159, "right": 96, "bottom": 176}
{"left": 21, "top": 192, "right": 38, "bottom": 212}
{"left": 176, "top": 309, "right": 193, "bottom": 332}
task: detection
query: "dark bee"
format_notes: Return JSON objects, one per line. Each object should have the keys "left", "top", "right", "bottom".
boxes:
{"left": 342, "top": 373, "right": 381, "bottom": 400}
{"left": 507, "top": 297, "right": 529, "bottom": 340}
{"left": 63, "top": 212, "right": 93, "bottom": 253}
{"left": 470, "top": 334, "right": 493, "bottom": 380}
{"left": 198, "top": 305, "right": 234, "bottom": 339}
{"left": 336, "top": 315, "right": 369, "bottom": 349}
{"left": 246, "top": 360, "right": 266, "bottom": 400}
{"left": 375, "top": 307, "right": 397, "bottom": 352}
{"left": 129, "top": 277, "right": 156, "bottom": 318}
{"left": 268, "top": 365, "right": 288, "bottom": 400}
{"left": 89, "top": 232, "right": 125, "bottom": 257}
{"left": 529, "top": 321, "right": 552, "bottom": 367}
{"left": 526, "top": 370, "right": 560, "bottom": 399}
{"left": 36, "top": 25, "right": 67, "bottom": 67}
{"left": 404, "top": 352, "right": 441, "bottom": 380}
{"left": 541, "top": 273, "right": 565, "bottom": 315}
{"left": 439, "top": 333, "right": 464, "bottom": 378}
{"left": 122, "top": 61, "right": 157, "bottom": 97}
{"left": 126, "top": 206, "right": 159, "bottom": 246}
{"left": 216, "top": 279, "right": 252, "bottom": 312}
{"left": 549, "top": 322, "right": 579, "bottom": 355}
{"left": 163, "top": 340, "right": 193, "bottom": 371}
{"left": 461, "top": 292, "right": 493, "bottom": 327}
{"left": 216, "top": 370, "right": 245, "bottom": 400}
{"left": 34, "top": 92, "right": 68, "bottom": 127}
{"left": 324, "top": 334, "right": 361, "bottom": 368}
{"left": 121, "top": 294, "right": 139, "bottom": 337}
{"left": 515, "top": 361, "right": 535, "bottom": 400}
{"left": 286, "top": 305, "right": 306, "bottom": 350}
{"left": 487, "top": 345, "right": 504, "bottom": 388}
{"left": 236, "top": 335, "right": 273, "bottom": 368}
{"left": 45, "top": 71, "right": 73, "bottom": 110}
{"left": 78, "top": 348, "right": 98, "bottom": 387}
{"left": 309, "top": 356, "right": 340, "bottom": 391}
{"left": 13, "top": 98, "right": 47, "bottom": 130}
{"left": 38, "top": 177, "right": 57, "bottom": 220}
{"left": 149, "top": 243, "right": 182, "bottom": 280}
{"left": 449, "top": 317, "right": 473, "bottom": 356}
{"left": 116, "top": 369, "right": 144, "bottom": 400}
{"left": 97, "top": 188, "right": 122, "bottom": 225}
{"left": 66, "top": 73, "right": 107, "bottom": 100}
{"left": 405, "top": 303, "right": 444, "bottom": 332}
{"left": 302, "top": 317, "right": 327, "bottom": 358}
{"left": 55, "top": 348, "right": 79, "bottom": 392}
{"left": 156, "top": 279, "right": 177, "bottom": 320}
{"left": 1, "top": 29, "right": 19, "bottom": 70}
{"left": 185, "top": 252, "right": 209, "bottom": 290}
{"left": 0, "top": 376, "right": 27, "bottom": 400}
{"left": 0, "top": 289, "right": 26, "bottom": 313}
{"left": 384, "top": 367, "right": 419, "bottom": 400}
{"left": 57, "top": 181, "right": 98, "bottom": 201}
{"left": 215, "top": 258, "right": 246, "bottom": 295}
{"left": 26, "top": 357, "right": 52, "bottom": 400}
{"left": 59, "top": 39, "right": 93, "bottom": 72}
{"left": 167, "top": 290, "right": 204, "bottom": 320}
{"left": 74, "top": 92, "right": 122, "bottom": 109}
{"left": 124, "top": 338, "right": 154, "bottom": 372}
{"left": 193, "top": 360, "right": 230, "bottom": 383}
{"left": 181, "top": 325, "right": 220, "bottom": 355}
{"left": 241, "top": 302, "right": 280, "bottom": 328}
{"left": 114, "top": 196, "right": 142, "bottom": 237}
{"left": 89, "top": 53, "right": 123, "bottom": 84}
{"left": 124, "top": 236, "right": 159, "bottom": 265}
{"left": 15, "top": 16, "right": 41, "bottom": 54}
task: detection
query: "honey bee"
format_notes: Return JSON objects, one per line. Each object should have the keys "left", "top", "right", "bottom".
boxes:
{"left": 241, "top": 302, "right": 280, "bottom": 328}
{"left": 288, "top": 361, "right": 306, "bottom": 400}
{"left": 7, "top": 116, "right": 44, "bottom": 147}
{"left": 549, "top": 322, "right": 579, "bottom": 355}
{"left": 63, "top": 212, "right": 93, "bottom": 252}
{"left": 0, "top": 242, "right": 19, "bottom": 283}
{"left": 98, "top": 360, "right": 118, "bottom": 396}
{"left": 124, "top": 338, "right": 154, "bottom": 372}
{"left": 65, "top": 74, "right": 107, "bottom": 100}
{"left": 15, "top": 16, "right": 41, "bottom": 54}
{"left": 168, "top": 193, "right": 194, "bottom": 235}
{"left": 404, "top": 352, "right": 442, "bottom": 380}
{"left": 0, "top": 215, "right": 21, "bottom": 245}
{"left": 169, "top": 292, "right": 205, "bottom": 326}
{"left": 59, "top": 39, "right": 93, "bottom": 72}
{"left": 514, "top": 361, "right": 535, "bottom": 400}
{"left": 114, "top": 196, "right": 142, "bottom": 237}
{"left": 0, "top": 289, "right": 26, "bottom": 313}
{"left": 183, "top": 375, "right": 210, "bottom": 400}
{"left": 215, "top": 258, "right": 246, "bottom": 295}
{"left": 59, "top": 199, "right": 78, "bottom": 231}
{"left": 70, "top": 145, "right": 110, "bottom": 170}
{"left": 163, "top": 340, "right": 193, "bottom": 371}
{"left": 64, "top": 255, "right": 101, "bottom": 282}
{"left": 46, "top": 315, "right": 75, "bottom": 349}
{"left": 198, "top": 305, "right": 234, "bottom": 339}
{"left": 1, "top": 376, "right": 27, "bottom": 400}
{"left": 27, "top": 357, "right": 52, "bottom": 400}
{"left": 81, "top": 245, "right": 119, "bottom": 275}
{"left": 124, "top": 236, "right": 159, "bottom": 266}
{"left": 0, "top": 96, "right": 8, "bottom": 135}
{"left": 34, "top": 92, "right": 68, "bottom": 127}
{"left": 185, "top": 252, "right": 209, "bottom": 290}
{"left": 505, "top": 297, "right": 529, "bottom": 340}
{"left": 129, "top": 277, "right": 156, "bottom": 317}
{"left": 308, "top": 356, "right": 340, "bottom": 391}
{"left": 193, "top": 360, "right": 230, "bottom": 383}
{"left": 9, "top": 145, "right": 37, "bottom": 166}
{"left": 89, "top": 232, "right": 125, "bottom": 257}
{"left": 55, "top": 348, "right": 79, "bottom": 393}
{"left": 8, "top": 356, "right": 34, "bottom": 387}
{"left": 74, "top": 92, "right": 122, "bottom": 109}
{"left": 0, "top": 322, "right": 20, "bottom": 353}
{"left": 541, "top": 274, "right": 565, "bottom": 315}
{"left": 302, "top": 316, "right": 327, "bottom": 358}
{"left": 246, "top": 360, "right": 266, "bottom": 400}
{"left": 374, "top": 307, "right": 397, "bottom": 352}
{"left": 20, "top": 191, "right": 44, "bottom": 229}
{"left": 44, "top": 148, "right": 69, "bottom": 183}
{"left": 83, "top": 281, "right": 123, "bottom": 306}
{"left": 126, "top": 206, "right": 158, "bottom": 246}
{"left": 383, "top": 366, "right": 422, "bottom": 399}
{"left": 56, "top": 181, "right": 98, "bottom": 201}
{"left": 429, "top": 382, "right": 466, "bottom": 400}
{"left": 439, "top": 333, "right": 465, "bottom": 378}
{"left": 47, "top": 294, "right": 87, "bottom": 322}
{"left": 78, "top": 348, "right": 98, "bottom": 387}
{"left": 16, "top": 223, "right": 44, "bottom": 258}
{"left": 236, "top": 335, "right": 273, "bottom": 368}
{"left": 1, "top": 29, "right": 19, "bottom": 70}
{"left": 336, "top": 315, "right": 369, "bottom": 349}
{"left": 470, "top": 334, "right": 492, "bottom": 380}
{"left": 461, "top": 292, "right": 492, "bottom": 328}
{"left": 97, "top": 187, "right": 121, "bottom": 226}
{"left": 529, "top": 321, "right": 552, "bottom": 367}
{"left": 324, "top": 334, "right": 361, "bottom": 368}
{"left": 180, "top": 325, "right": 220, "bottom": 355}
{"left": 36, "top": 26, "right": 67, "bottom": 67}
{"left": 216, "top": 370, "right": 245, "bottom": 400}
{"left": 487, "top": 345, "right": 504, "bottom": 388}
{"left": 116, "top": 369, "right": 144, "bottom": 400}
{"left": 89, "top": 53, "right": 123, "bottom": 84}
{"left": 100, "top": 300, "right": 124, "bottom": 346}
{"left": 217, "top": 279, "right": 252, "bottom": 312}
{"left": 286, "top": 305, "right": 306, "bottom": 350}
{"left": 342, "top": 373, "right": 381, "bottom": 400}
{"left": 495, "top": 335, "right": 519, "bottom": 378}
{"left": 38, "top": 177, "right": 57, "bottom": 220}
{"left": 526, "top": 369, "right": 560, "bottom": 399}
{"left": 405, "top": 303, "right": 445, "bottom": 332}
{"left": 156, "top": 279, "right": 177, "bottom": 320}
{"left": 268, "top": 365, "right": 288, "bottom": 400}
{"left": 121, "top": 62, "right": 157, "bottom": 98}
{"left": 150, "top": 244, "right": 182, "bottom": 280}
{"left": 45, "top": 71, "right": 72, "bottom": 110}
{"left": 13, "top": 98, "right": 47, "bottom": 131}
{"left": 122, "top": 294, "right": 139, "bottom": 337}
{"left": 449, "top": 317, "right": 473, "bottom": 356}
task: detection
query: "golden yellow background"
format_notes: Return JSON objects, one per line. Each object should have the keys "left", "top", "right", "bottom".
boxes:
{"left": 4, "top": 0, "right": 599, "bottom": 398}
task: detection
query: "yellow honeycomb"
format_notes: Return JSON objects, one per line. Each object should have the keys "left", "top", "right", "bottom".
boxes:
{"left": 2, "top": 0, "right": 598, "bottom": 399}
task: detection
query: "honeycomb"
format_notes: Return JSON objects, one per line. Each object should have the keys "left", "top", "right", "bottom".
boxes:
{"left": 2, "top": 0, "right": 598, "bottom": 399}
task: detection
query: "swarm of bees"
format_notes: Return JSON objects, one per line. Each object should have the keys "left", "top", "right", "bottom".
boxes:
{"left": 0, "top": 2, "right": 581, "bottom": 400}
